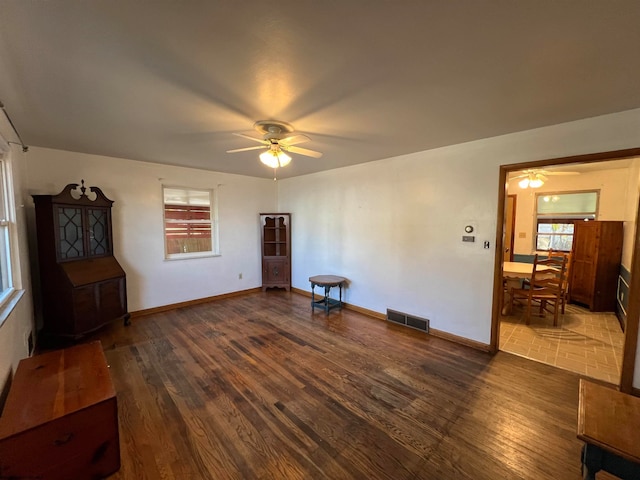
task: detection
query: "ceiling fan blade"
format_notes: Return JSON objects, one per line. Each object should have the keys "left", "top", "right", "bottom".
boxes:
{"left": 226, "top": 145, "right": 268, "bottom": 153}
{"left": 286, "top": 145, "right": 323, "bottom": 158}
{"left": 232, "top": 132, "right": 268, "bottom": 144}
{"left": 279, "top": 134, "right": 310, "bottom": 146}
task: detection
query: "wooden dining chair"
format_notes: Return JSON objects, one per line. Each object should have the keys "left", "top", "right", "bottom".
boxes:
{"left": 547, "top": 249, "right": 572, "bottom": 314}
{"left": 510, "top": 253, "right": 568, "bottom": 326}
{"left": 523, "top": 249, "right": 572, "bottom": 313}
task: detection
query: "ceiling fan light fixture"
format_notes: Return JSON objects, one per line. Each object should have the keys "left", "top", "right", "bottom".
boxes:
{"left": 518, "top": 173, "right": 545, "bottom": 189}
{"left": 529, "top": 177, "right": 544, "bottom": 188}
{"left": 259, "top": 149, "right": 292, "bottom": 168}
{"left": 228, "top": 121, "right": 322, "bottom": 174}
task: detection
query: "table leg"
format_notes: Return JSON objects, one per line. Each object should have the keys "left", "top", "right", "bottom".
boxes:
{"left": 311, "top": 283, "right": 316, "bottom": 311}
{"left": 339, "top": 284, "right": 342, "bottom": 309}
{"left": 324, "top": 285, "right": 331, "bottom": 314}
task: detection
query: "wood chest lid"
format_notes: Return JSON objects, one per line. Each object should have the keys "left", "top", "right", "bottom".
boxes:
{"left": 0, "top": 341, "right": 115, "bottom": 438}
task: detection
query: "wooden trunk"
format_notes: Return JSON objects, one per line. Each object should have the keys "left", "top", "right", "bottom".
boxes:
{"left": 0, "top": 342, "right": 120, "bottom": 479}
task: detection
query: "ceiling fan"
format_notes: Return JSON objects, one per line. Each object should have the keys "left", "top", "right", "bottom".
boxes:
{"left": 226, "top": 120, "right": 323, "bottom": 169}
{"left": 511, "top": 168, "right": 579, "bottom": 188}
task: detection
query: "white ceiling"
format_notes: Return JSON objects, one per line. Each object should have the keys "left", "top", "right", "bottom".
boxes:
{"left": 1, "top": 1, "right": 639, "bottom": 179}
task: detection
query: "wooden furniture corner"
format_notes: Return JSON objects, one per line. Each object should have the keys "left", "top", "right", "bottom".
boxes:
{"left": 260, "top": 213, "right": 291, "bottom": 291}
{"left": 0, "top": 341, "right": 120, "bottom": 479}
{"left": 577, "top": 379, "right": 640, "bottom": 479}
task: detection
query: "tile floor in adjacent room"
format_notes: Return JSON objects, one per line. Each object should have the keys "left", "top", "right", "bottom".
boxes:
{"left": 499, "top": 303, "right": 624, "bottom": 384}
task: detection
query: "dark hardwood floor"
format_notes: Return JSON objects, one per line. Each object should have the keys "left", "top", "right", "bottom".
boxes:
{"left": 87, "top": 291, "right": 588, "bottom": 479}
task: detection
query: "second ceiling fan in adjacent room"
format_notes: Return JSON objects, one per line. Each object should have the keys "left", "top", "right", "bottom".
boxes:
{"left": 512, "top": 168, "right": 579, "bottom": 189}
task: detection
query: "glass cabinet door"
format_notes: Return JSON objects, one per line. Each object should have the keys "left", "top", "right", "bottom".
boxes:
{"left": 88, "top": 208, "right": 110, "bottom": 256}
{"left": 57, "top": 207, "right": 84, "bottom": 259}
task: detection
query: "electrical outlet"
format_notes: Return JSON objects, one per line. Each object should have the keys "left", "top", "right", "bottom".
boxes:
{"left": 238, "top": 273, "right": 242, "bottom": 279}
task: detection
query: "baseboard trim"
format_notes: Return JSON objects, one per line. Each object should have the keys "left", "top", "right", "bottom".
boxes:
{"left": 292, "top": 287, "right": 490, "bottom": 352}
{"left": 428, "top": 328, "right": 492, "bottom": 352}
{"left": 292, "top": 287, "right": 386, "bottom": 320}
{"left": 345, "top": 303, "right": 386, "bottom": 321}
{"left": 291, "top": 286, "right": 309, "bottom": 297}
{"left": 130, "top": 287, "right": 262, "bottom": 318}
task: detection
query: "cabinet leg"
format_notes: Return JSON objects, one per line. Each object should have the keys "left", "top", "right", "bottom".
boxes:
{"left": 123, "top": 313, "right": 131, "bottom": 326}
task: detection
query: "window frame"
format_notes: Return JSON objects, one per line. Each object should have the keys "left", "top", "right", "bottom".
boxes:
{"left": 0, "top": 150, "right": 19, "bottom": 316}
{"left": 534, "top": 190, "right": 599, "bottom": 252}
{"left": 162, "top": 185, "right": 219, "bottom": 260}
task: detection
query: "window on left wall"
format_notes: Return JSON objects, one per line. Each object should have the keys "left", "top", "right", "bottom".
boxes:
{"left": 0, "top": 156, "right": 15, "bottom": 304}
{"left": 163, "top": 186, "right": 219, "bottom": 259}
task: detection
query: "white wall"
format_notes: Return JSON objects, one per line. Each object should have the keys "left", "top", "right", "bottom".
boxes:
{"left": 278, "top": 148, "right": 498, "bottom": 343}
{"left": 25, "top": 147, "right": 276, "bottom": 312}
{"left": 509, "top": 167, "right": 633, "bottom": 261}
{"left": 278, "top": 109, "right": 640, "bottom": 351}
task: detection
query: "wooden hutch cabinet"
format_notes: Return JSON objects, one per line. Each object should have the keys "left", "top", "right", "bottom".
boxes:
{"left": 569, "top": 220, "right": 623, "bottom": 312}
{"left": 32, "top": 181, "right": 130, "bottom": 339}
{"left": 260, "top": 213, "right": 291, "bottom": 291}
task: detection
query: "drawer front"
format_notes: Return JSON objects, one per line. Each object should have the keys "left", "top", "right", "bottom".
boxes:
{"left": 98, "top": 277, "right": 127, "bottom": 322}
{"left": 72, "top": 284, "right": 100, "bottom": 334}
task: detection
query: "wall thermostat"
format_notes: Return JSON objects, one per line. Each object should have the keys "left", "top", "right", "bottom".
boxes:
{"left": 464, "top": 225, "right": 474, "bottom": 233}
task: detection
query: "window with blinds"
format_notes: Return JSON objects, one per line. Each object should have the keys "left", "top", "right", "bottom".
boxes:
{"left": 163, "top": 187, "right": 218, "bottom": 258}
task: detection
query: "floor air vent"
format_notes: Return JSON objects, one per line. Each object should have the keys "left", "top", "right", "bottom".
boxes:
{"left": 386, "top": 309, "right": 429, "bottom": 333}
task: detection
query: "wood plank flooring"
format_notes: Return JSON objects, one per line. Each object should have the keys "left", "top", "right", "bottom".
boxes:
{"left": 86, "top": 291, "right": 588, "bottom": 479}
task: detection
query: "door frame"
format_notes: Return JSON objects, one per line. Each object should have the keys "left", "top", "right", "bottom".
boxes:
{"left": 490, "top": 147, "right": 640, "bottom": 394}
{"left": 505, "top": 194, "right": 517, "bottom": 262}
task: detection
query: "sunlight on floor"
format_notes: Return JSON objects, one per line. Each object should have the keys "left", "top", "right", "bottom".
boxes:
{"left": 500, "top": 304, "right": 624, "bottom": 384}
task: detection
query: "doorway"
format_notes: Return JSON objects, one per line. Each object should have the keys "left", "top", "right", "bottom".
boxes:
{"left": 491, "top": 148, "right": 640, "bottom": 393}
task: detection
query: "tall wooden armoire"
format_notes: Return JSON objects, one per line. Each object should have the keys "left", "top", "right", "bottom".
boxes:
{"left": 32, "top": 181, "right": 130, "bottom": 339}
{"left": 260, "top": 213, "right": 291, "bottom": 291}
{"left": 569, "top": 220, "right": 623, "bottom": 312}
